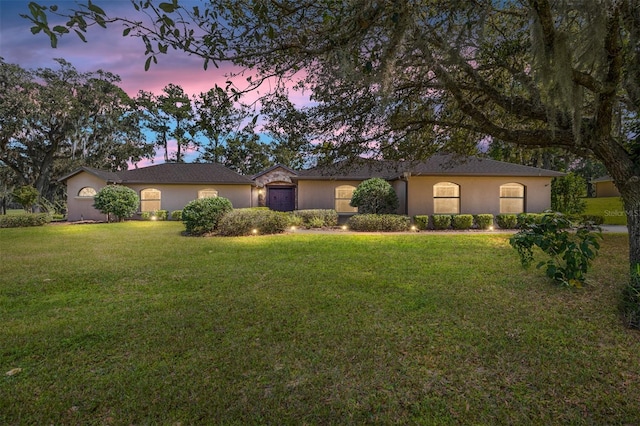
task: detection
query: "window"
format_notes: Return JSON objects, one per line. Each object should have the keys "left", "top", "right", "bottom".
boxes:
{"left": 335, "top": 185, "right": 358, "bottom": 213}
{"left": 77, "top": 187, "right": 96, "bottom": 197}
{"left": 140, "top": 188, "right": 161, "bottom": 212}
{"left": 500, "top": 183, "right": 525, "bottom": 214}
{"left": 433, "top": 182, "right": 460, "bottom": 214}
{"left": 198, "top": 188, "right": 218, "bottom": 199}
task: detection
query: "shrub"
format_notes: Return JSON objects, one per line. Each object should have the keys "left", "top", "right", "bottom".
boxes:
{"left": 93, "top": 185, "right": 139, "bottom": 222}
{"left": 452, "top": 214, "right": 473, "bottom": 230}
{"left": 431, "top": 215, "right": 452, "bottom": 230}
{"left": 496, "top": 214, "right": 518, "bottom": 229}
{"left": 622, "top": 264, "right": 640, "bottom": 329}
{"left": 509, "top": 212, "right": 602, "bottom": 287}
{"left": 12, "top": 185, "right": 39, "bottom": 212}
{"left": 350, "top": 178, "right": 399, "bottom": 214}
{"left": 516, "top": 213, "right": 544, "bottom": 228}
{"left": 287, "top": 213, "right": 304, "bottom": 228}
{"left": 308, "top": 216, "right": 325, "bottom": 228}
{"left": 0, "top": 213, "right": 51, "bottom": 228}
{"left": 170, "top": 210, "right": 182, "bottom": 221}
{"left": 141, "top": 210, "right": 168, "bottom": 221}
{"left": 346, "top": 214, "right": 410, "bottom": 232}
{"left": 474, "top": 214, "right": 494, "bottom": 230}
{"left": 218, "top": 208, "right": 289, "bottom": 236}
{"left": 580, "top": 214, "right": 604, "bottom": 226}
{"left": 551, "top": 173, "right": 587, "bottom": 214}
{"left": 292, "top": 209, "right": 338, "bottom": 228}
{"left": 414, "top": 215, "right": 429, "bottom": 230}
{"left": 182, "top": 197, "right": 233, "bottom": 235}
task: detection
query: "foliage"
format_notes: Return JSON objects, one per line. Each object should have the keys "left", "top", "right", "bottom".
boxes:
{"left": 0, "top": 212, "right": 51, "bottom": 228}
{"left": 93, "top": 185, "right": 139, "bottom": 222}
{"left": 452, "top": 214, "right": 474, "bottom": 230}
{"left": 349, "top": 178, "right": 399, "bottom": 214}
{"left": 551, "top": 173, "right": 587, "bottom": 214}
{"left": 346, "top": 214, "right": 410, "bottom": 232}
{"left": 11, "top": 185, "right": 39, "bottom": 211}
{"left": 291, "top": 209, "right": 339, "bottom": 228}
{"left": 140, "top": 210, "right": 168, "bottom": 221}
{"left": 432, "top": 215, "right": 452, "bottom": 230}
{"left": 170, "top": 210, "right": 182, "bottom": 221}
{"left": 286, "top": 213, "right": 304, "bottom": 228}
{"left": 580, "top": 215, "right": 605, "bottom": 226}
{"left": 413, "top": 215, "right": 429, "bottom": 230}
{"left": 474, "top": 214, "right": 494, "bottom": 230}
{"left": 181, "top": 196, "right": 233, "bottom": 235}
{"left": 307, "top": 217, "right": 325, "bottom": 229}
{"left": 217, "top": 208, "right": 289, "bottom": 236}
{"left": 516, "top": 213, "right": 545, "bottom": 228}
{"left": 509, "top": 213, "right": 602, "bottom": 287}
{"left": 496, "top": 214, "right": 518, "bottom": 229}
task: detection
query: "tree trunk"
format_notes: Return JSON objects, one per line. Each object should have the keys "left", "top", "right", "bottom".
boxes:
{"left": 623, "top": 191, "right": 640, "bottom": 271}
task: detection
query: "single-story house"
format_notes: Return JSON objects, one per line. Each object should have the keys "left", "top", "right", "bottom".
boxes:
{"left": 592, "top": 175, "right": 621, "bottom": 198}
{"left": 293, "top": 155, "right": 564, "bottom": 217}
{"left": 60, "top": 154, "right": 564, "bottom": 221}
{"left": 59, "top": 163, "right": 255, "bottom": 221}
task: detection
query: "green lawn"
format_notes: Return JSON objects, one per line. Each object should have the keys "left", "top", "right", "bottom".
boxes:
{"left": 584, "top": 196, "right": 627, "bottom": 225}
{"left": 1, "top": 222, "right": 637, "bottom": 424}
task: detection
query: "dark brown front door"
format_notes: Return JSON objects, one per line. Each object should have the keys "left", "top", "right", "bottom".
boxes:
{"left": 268, "top": 187, "right": 295, "bottom": 212}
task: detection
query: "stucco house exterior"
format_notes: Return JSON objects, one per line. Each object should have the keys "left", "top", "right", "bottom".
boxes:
{"left": 60, "top": 163, "right": 255, "bottom": 221}
{"left": 60, "top": 155, "right": 563, "bottom": 222}
{"left": 592, "top": 175, "right": 621, "bottom": 198}
{"left": 293, "top": 155, "right": 564, "bottom": 217}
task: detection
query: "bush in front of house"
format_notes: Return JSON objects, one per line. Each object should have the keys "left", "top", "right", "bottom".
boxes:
{"left": 346, "top": 214, "right": 410, "bottom": 232}
{"left": 292, "top": 209, "right": 339, "bottom": 228}
{"left": 496, "top": 214, "right": 518, "bottom": 229}
{"left": 182, "top": 196, "right": 233, "bottom": 235}
{"left": 432, "top": 214, "right": 452, "bottom": 230}
{"left": 516, "top": 213, "right": 544, "bottom": 228}
{"left": 218, "top": 208, "right": 289, "bottom": 236}
{"left": 580, "top": 214, "right": 605, "bottom": 226}
{"left": 170, "top": 210, "right": 182, "bottom": 221}
{"left": 349, "top": 178, "right": 399, "bottom": 214}
{"left": 452, "top": 214, "right": 474, "bottom": 230}
{"left": 93, "top": 185, "right": 139, "bottom": 222}
{"left": 474, "top": 214, "right": 494, "bottom": 230}
{"left": 0, "top": 213, "right": 51, "bottom": 228}
{"left": 414, "top": 215, "right": 429, "bottom": 230}
{"left": 141, "top": 210, "right": 168, "bottom": 221}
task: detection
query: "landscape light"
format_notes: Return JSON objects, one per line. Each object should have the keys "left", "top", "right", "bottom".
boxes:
{"left": 489, "top": 225, "right": 494, "bottom": 231}
{"left": 341, "top": 225, "right": 347, "bottom": 231}
{"left": 151, "top": 215, "right": 157, "bottom": 221}
{"left": 410, "top": 225, "right": 417, "bottom": 231}
{"left": 252, "top": 228, "right": 258, "bottom": 234}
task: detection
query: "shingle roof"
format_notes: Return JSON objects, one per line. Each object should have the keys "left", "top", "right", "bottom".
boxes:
{"left": 592, "top": 175, "right": 613, "bottom": 183}
{"left": 116, "top": 163, "right": 253, "bottom": 184}
{"left": 294, "top": 154, "right": 564, "bottom": 180}
{"left": 59, "top": 163, "right": 253, "bottom": 185}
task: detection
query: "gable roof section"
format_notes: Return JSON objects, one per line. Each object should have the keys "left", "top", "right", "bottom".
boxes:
{"left": 294, "top": 154, "right": 564, "bottom": 180}
{"left": 252, "top": 164, "right": 298, "bottom": 179}
{"left": 59, "top": 163, "right": 254, "bottom": 185}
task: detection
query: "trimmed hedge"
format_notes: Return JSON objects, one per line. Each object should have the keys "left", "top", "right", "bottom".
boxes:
{"left": 346, "top": 214, "right": 411, "bottom": 232}
{"left": 496, "top": 214, "right": 518, "bottom": 229}
{"left": 474, "top": 214, "right": 494, "bottom": 230}
{"left": 580, "top": 214, "right": 605, "bottom": 225}
{"left": 182, "top": 197, "right": 233, "bottom": 235}
{"left": 170, "top": 210, "right": 182, "bottom": 221}
{"left": 218, "top": 208, "right": 289, "bottom": 236}
{"left": 0, "top": 213, "right": 52, "bottom": 228}
{"left": 432, "top": 215, "right": 452, "bottom": 230}
{"left": 516, "top": 213, "right": 544, "bottom": 228}
{"left": 140, "top": 210, "right": 168, "bottom": 221}
{"left": 291, "top": 209, "right": 338, "bottom": 228}
{"left": 414, "top": 215, "right": 429, "bottom": 230}
{"left": 452, "top": 214, "right": 474, "bottom": 230}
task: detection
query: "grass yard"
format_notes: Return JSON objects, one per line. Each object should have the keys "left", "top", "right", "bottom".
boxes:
{"left": 583, "top": 196, "right": 627, "bottom": 225}
{"left": 1, "top": 222, "right": 638, "bottom": 424}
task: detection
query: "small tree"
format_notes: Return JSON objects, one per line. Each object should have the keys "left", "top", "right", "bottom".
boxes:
{"left": 12, "top": 185, "right": 39, "bottom": 212}
{"left": 182, "top": 196, "right": 233, "bottom": 235}
{"left": 93, "top": 185, "right": 139, "bottom": 222}
{"left": 350, "top": 178, "right": 399, "bottom": 214}
{"left": 551, "top": 173, "right": 587, "bottom": 214}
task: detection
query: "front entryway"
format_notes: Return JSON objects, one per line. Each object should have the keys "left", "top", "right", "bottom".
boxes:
{"left": 268, "top": 187, "right": 295, "bottom": 211}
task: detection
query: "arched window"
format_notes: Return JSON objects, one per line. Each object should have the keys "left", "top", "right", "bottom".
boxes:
{"left": 433, "top": 182, "right": 460, "bottom": 214}
{"left": 198, "top": 188, "right": 218, "bottom": 199}
{"left": 335, "top": 185, "right": 358, "bottom": 213}
{"left": 500, "top": 183, "right": 525, "bottom": 213}
{"left": 77, "top": 187, "right": 97, "bottom": 197}
{"left": 140, "top": 188, "right": 161, "bottom": 212}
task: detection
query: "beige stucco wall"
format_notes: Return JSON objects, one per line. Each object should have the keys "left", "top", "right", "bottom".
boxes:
{"left": 65, "top": 171, "right": 253, "bottom": 221}
{"left": 125, "top": 183, "right": 253, "bottom": 213}
{"left": 65, "top": 172, "right": 110, "bottom": 221}
{"left": 406, "top": 175, "right": 553, "bottom": 217}
{"left": 595, "top": 181, "right": 620, "bottom": 198}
